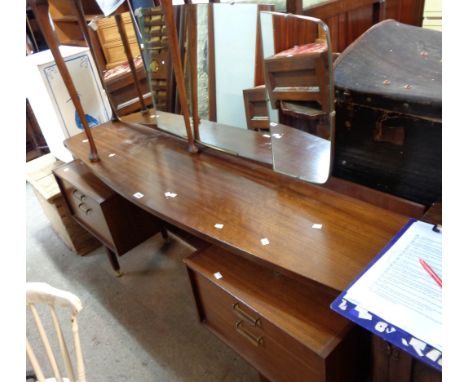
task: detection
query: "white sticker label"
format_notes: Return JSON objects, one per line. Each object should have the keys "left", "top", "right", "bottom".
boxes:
{"left": 108, "top": 153, "right": 116, "bottom": 157}
{"left": 261, "top": 238, "right": 270, "bottom": 246}
{"left": 270, "top": 122, "right": 278, "bottom": 127}
{"left": 355, "top": 306, "right": 373, "bottom": 320}
{"left": 214, "top": 272, "right": 223, "bottom": 279}
{"left": 164, "top": 192, "right": 178, "bottom": 198}
{"left": 262, "top": 134, "right": 271, "bottom": 138}
{"left": 272, "top": 133, "right": 283, "bottom": 139}
{"left": 214, "top": 223, "right": 224, "bottom": 229}
{"left": 312, "top": 224, "right": 323, "bottom": 230}
{"left": 63, "top": 168, "right": 69, "bottom": 172}
{"left": 150, "top": 115, "right": 156, "bottom": 119}
{"left": 425, "top": 349, "right": 441, "bottom": 362}
{"left": 133, "top": 192, "right": 144, "bottom": 199}
{"left": 82, "top": 139, "right": 88, "bottom": 143}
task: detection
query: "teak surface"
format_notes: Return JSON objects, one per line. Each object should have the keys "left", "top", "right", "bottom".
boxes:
{"left": 65, "top": 121, "right": 408, "bottom": 292}
{"left": 184, "top": 245, "right": 351, "bottom": 358}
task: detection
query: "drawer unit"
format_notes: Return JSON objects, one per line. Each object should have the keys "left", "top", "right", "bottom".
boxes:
{"left": 54, "top": 160, "right": 165, "bottom": 271}
{"left": 184, "top": 246, "right": 369, "bottom": 382}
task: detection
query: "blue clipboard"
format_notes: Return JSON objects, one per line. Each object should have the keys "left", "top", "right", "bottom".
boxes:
{"left": 330, "top": 218, "right": 442, "bottom": 372}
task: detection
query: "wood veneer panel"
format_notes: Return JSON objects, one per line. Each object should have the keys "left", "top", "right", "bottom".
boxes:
{"left": 65, "top": 120, "right": 408, "bottom": 291}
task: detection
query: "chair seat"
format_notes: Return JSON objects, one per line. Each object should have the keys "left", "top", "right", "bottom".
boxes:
{"left": 280, "top": 100, "right": 327, "bottom": 120}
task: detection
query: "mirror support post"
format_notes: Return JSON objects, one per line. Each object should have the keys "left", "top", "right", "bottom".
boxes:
{"left": 115, "top": 12, "right": 149, "bottom": 114}
{"left": 72, "top": 0, "right": 120, "bottom": 121}
{"left": 29, "top": 0, "right": 100, "bottom": 162}
{"left": 188, "top": 5, "right": 200, "bottom": 140}
{"left": 161, "top": 0, "right": 198, "bottom": 153}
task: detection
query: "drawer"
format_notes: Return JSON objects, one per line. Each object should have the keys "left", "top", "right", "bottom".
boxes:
{"left": 194, "top": 273, "right": 321, "bottom": 382}
{"left": 185, "top": 246, "right": 367, "bottom": 382}
{"left": 54, "top": 160, "right": 164, "bottom": 256}
{"left": 62, "top": 178, "right": 114, "bottom": 246}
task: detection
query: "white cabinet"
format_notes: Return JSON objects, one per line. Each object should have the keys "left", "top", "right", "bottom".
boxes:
{"left": 26, "top": 46, "right": 111, "bottom": 162}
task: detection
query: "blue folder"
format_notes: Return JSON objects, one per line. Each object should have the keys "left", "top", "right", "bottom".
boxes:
{"left": 330, "top": 218, "right": 442, "bottom": 372}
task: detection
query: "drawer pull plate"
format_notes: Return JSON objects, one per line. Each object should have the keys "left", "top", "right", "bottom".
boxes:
{"left": 235, "top": 321, "right": 264, "bottom": 347}
{"left": 73, "top": 189, "right": 86, "bottom": 202}
{"left": 78, "top": 203, "right": 92, "bottom": 215}
{"left": 233, "top": 302, "right": 261, "bottom": 327}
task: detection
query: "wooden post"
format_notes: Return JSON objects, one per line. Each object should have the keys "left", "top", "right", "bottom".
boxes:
{"left": 115, "top": 13, "right": 149, "bottom": 114}
{"left": 188, "top": 5, "right": 200, "bottom": 140}
{"left": 29, "top": 0, "right": 99, "bottom": 162}
{"left": 160, "top": 0, "right": 198, "bottom": 153}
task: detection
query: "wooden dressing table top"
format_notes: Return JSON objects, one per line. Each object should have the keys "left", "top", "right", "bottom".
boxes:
{"left": 65, "top": 120, "right": 408, "bottom": 292}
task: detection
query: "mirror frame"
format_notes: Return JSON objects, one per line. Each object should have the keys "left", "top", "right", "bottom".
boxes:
{"left": 261, "top": 10, "right": 336, "bottom": 184}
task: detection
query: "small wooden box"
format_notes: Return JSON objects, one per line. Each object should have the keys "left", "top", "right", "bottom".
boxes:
{"left": 26, "top": 154, "right": 101, "bottom": 256}
{"left": 184, "top": 246, "right": 369, "bottom": 382}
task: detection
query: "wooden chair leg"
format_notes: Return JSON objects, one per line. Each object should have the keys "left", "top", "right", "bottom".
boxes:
{"left": 105, "top": 247, "right": 122, "bottom": 277}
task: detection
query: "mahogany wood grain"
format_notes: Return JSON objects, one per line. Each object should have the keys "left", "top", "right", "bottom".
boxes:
{"left": 385, "top": 0, "right": 425, "bottom": 26}
{"left": 122, "top": 111, "right": 425, "bottom": 218}
{"left": 29, "top": 0, "right": 99, "bottom": 162}
{"left": 64, "top": 120, "right": 409, "bottom": 292}
{"left": 115, "top": 13, "right": 148, "bottom": 113}
{"left": 185, "top": 245, "right": 368, "bottom": 382}
{"left": 302, "top": 0, "right": 383, "bottom": 52}
{"left": 120, "top": 109, "right": 425, "bottom": 217}
{"left": 272, "top": 14, "right": 318, "bottom": 55}
{"left": 421, "top": 203, "right": 442, "bottom": 226}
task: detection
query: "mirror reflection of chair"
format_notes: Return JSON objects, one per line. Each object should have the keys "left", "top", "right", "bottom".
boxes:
{"left": 262, "top": 20, "right": 335, "bottom": 141}
{"left": 26, "top": 282, "right": 86, "bottom": 382}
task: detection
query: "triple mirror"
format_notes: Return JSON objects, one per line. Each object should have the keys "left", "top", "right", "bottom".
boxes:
{"left": 137, "top": 3, "right": 335, "bottom": 184}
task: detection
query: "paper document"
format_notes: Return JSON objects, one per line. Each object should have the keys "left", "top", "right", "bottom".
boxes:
{"left": 344, "top": 220, "right": 442, "bottom": 350}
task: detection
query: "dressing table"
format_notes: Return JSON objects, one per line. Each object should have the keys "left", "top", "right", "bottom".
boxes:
{"left": 29, "top": 0, "right": 441, "bottom": 380}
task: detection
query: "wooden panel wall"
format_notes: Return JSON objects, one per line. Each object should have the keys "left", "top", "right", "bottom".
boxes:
{"left": 298, "top": 0, "right": 425, "bottom": 53}
{"left": 385, "top": 0, "right": 426, "bottom": 26}
{"left": 272, "top": 15, "right": 319, "bottom": 54}
{"left": 301, "top": 0, "right": 383, "bottom": 52}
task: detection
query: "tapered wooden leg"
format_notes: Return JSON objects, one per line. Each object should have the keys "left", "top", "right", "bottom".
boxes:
{"left": 161, "top": 225, "right": 169, "bottom": 241}
{"left": 105, "top": 247, "right": 122, "bottom": 277}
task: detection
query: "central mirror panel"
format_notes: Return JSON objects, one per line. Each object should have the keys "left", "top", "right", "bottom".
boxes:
{"left": 186, "top": 3, "right": 274, "bottom": 163}
{"left": 137, "top": 3, "right": 334, "bottom": 184}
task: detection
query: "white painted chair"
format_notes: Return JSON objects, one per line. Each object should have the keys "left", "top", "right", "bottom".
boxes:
{"left": 26, "top": 283, "right": 86, "bottom": 382}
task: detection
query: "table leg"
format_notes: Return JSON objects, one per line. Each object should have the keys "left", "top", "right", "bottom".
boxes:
{"left": 161, "top": 225, "right": 169, "bottom": 241}
{"left": 105, "top": 247, "right": 122, "bottom": 277}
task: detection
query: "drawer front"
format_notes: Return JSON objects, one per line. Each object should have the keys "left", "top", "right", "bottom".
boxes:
{"left": 194, "top": 274, "right": 323, "bottom": 382}
{"left": 62, "top": 179, "right": 114, "bottom": 246}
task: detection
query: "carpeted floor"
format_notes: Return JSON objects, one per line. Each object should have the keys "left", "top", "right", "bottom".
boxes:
{"left": 26, "top": 183, "right": 259, "bottom": 381}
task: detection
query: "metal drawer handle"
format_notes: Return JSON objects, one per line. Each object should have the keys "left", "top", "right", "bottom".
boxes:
{"left": 233, "top": 303, "right": 261, "bottom": 327}
{"left": 78, "top": 203, "right": 92, "bottom": 215}
{"left": 235, "top": 321, "right": 264, "bottom": 347}
{"left": 72, "top": 189, "right": 86, "bottom": 202}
